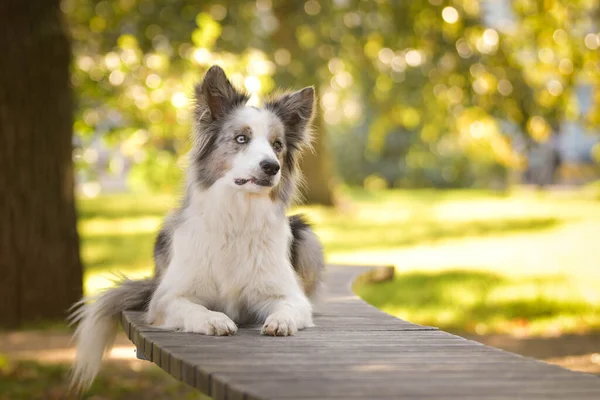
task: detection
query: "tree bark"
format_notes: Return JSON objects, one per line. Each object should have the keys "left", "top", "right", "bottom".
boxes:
{"left": 300, "top": 100, "right": 336, "bottom": 206}
{"left": 0, "top": 0, "right": 83, "bottom": 327}
{"left": 268, "top": 3, "right": 337, "bottom": 206}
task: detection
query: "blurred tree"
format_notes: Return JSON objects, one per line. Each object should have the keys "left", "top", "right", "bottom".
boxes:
{"left": 0, "top": 0, "right": 82, "bottom": 327}
{"left": 493, "top": 0, "right": 600, "bottom": 185}
{"left": 322, "top": 0, "right": 599, "bottom": 187}
{"left": 66, "top": 0, "right": 337, "bottom": 204}
{"left": 64, "top": 0, "right": 600, "bottom": 192}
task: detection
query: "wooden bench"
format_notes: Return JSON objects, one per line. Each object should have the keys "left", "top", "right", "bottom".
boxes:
{"left": 121, "top": 265, "right": 600, "bottom": 399}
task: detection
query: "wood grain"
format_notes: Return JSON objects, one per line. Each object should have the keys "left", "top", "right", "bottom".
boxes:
{"left": 122, "top": 265, "right": 600, "bottom": 399}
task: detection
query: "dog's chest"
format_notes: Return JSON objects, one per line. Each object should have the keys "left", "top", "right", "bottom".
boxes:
{"left": 207, "top": 214, "right": 290, "bottom": 320}
{"left": 211, "top": 216, "right": 288, "bottom": 280}
{"left": 183, "top": 198, "right": 291, "bottom": 304}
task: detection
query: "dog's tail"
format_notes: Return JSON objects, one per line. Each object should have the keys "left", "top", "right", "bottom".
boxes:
{"left": 68, "top": 277, "right": 156, "bottom": 392}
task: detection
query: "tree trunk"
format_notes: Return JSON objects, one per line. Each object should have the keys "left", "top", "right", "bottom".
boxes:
{"left": 268, "top": 3, "right": 337, "bottom": 206}
{"left": 0, "top": 0, "right": 82, "bottom": 327}
{"left": 300, "top": 102, "right": 336, "bottom": 205}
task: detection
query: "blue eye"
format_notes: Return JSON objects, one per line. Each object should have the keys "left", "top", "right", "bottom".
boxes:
{"left": 235, "top": 135, "right": 249, "bottom": 144}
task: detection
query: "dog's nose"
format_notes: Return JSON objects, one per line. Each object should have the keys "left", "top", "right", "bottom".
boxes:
{"left": 260, "top": 160, "right": 280, "bottom": 176}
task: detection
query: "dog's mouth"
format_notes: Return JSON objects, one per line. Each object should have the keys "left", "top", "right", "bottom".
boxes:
{"left": 234, "top": 177, "right": 273, "bottom": 187}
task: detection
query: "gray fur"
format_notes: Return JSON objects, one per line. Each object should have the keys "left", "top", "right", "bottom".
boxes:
{"left": 153, "top": 210, "right": 181, "bottom": 276}
{"left": 265, "top": 87, "right": 315, "bottom": 151}
{"left": 191, "top": 66, "right": 250, "bottom": 188}
{"left": 289, "top": 214, "right": 324, "bottom": 298}
{"left": 195, "top": 65, "right": 249, "bottom": 121}
{"left": 153, "top": 226, "right": 172, "bottom": 275}
{"left": 265, "top": 87, "right": 316, "bottom": 205}
{"left": 191, "top": 66, "right": 315, "bottom": 204}
{"left": 70, "top": 278, "right": 156, "bottom": 323}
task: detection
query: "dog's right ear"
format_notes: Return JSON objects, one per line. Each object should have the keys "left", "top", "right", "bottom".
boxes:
{"left": 195, "top": 65, "right": 249, "bottom": 121}
{"left": 266, "top": 87, "right": 315, "bottom": 151}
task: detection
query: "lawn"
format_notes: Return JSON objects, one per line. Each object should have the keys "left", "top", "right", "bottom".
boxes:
{"left": 78, "top": 188, "right": 600, "bottom": 336}
{"left": 0, "top": 357, "right": 208, "bottom": 400}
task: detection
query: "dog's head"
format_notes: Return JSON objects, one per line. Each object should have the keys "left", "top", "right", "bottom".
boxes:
{"left": 191, "top": 65, "right": 315, "bottom": 204}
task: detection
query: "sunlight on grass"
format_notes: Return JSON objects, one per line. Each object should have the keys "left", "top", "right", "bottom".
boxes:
{"left": 78, "top": 193, "right": 175, "bottom": 219}
{"left": 81, "top": 216, "right": 163, "bottom": 237}
{"left": 84, "top": 268, "right": 155, "bottom": 296}
{"left": 78, "top": 188, "right": 600, "bottom": 335}
{"left": 355, "top": 270, "right": 600, "bottom": 336}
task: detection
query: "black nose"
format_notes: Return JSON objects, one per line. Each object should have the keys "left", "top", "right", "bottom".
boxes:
{"left": 260, "top": 160, "right": 280, "bottom": 176}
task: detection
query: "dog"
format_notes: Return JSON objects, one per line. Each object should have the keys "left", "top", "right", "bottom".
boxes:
{"left": 69, "top": 65, "right": 325, "bottom": 392}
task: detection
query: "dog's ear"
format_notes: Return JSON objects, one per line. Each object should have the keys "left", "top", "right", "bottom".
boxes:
{"left": 266, "top": 87, "right": 315, "bottom": 148}
{"left": 195, "top": 65, "right": 248, "bottom": 121}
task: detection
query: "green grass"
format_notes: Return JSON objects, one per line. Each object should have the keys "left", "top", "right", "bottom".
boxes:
{"left": 79, "top": 194, "right": 175, "bottom": 292}
{"left": 79, "top": 188, "right": 600, "bottom": 336}
{"left": 356, "top": 270, "right": 600, "bottom": 336}
{"left": 0, "top": 356, "right": 208, "bottom": 400}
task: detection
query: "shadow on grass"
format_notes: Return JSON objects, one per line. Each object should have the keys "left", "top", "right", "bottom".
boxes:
{"left": 0, "top": 359, "right": 208, "bottom": 400}
{"left": 356, "top": 270, "right": 600, "bottom": 334}
{"left": 464, "top": 332, "right": 600, "bottom": 359}
{"left": 324, "top": 217, "right": 562, "bottom": 253}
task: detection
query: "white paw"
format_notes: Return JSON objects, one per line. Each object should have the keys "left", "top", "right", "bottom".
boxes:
{"left": 262, "top": 312, "right": 298, "bottom": 336}
{"left": 189, "top": 311, "right": 237, "bottom": 336}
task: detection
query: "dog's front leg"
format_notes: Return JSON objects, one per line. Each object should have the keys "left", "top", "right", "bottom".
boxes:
{"left": 148, "top": 228, "right": 238, "bottom": 336}
{"left": 257, "top": 292, "right": 314, "bottom": 336}
{"left": 148, "top": 288, "right": 237, "bottom": 336}
{"left": 163, "top": 297, "right": 238, "bottom": 336}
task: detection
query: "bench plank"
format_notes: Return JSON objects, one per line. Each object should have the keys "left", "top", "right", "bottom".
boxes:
{"left": 122, "top": 265, "right": 600, "bottom": 399}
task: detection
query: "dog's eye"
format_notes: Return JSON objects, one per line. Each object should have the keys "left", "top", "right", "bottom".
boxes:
{"left": 235, "top": 135, "right": 249, "bottom": 144}
{"left": 273, "top": 140, "right": 283, "bottom": 152}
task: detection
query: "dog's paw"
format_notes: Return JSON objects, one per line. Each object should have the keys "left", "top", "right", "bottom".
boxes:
{"left": 262, "top": 312, "right": 298, "bottom": 336}
{"left": 189, "top": 311, "right": 237, "bottom": 336}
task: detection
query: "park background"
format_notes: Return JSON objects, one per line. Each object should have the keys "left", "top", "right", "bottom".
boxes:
{"left": 1, "top": 0, "right": 600, "bottom": 398}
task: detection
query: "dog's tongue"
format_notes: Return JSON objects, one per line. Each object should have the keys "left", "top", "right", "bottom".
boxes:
{"left": 234, "top": 178, "right": 250, "bottom": 186}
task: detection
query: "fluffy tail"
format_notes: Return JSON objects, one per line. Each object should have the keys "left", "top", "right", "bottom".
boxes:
{"left": 68, "top": 277, "right": 156, "bottom": 392}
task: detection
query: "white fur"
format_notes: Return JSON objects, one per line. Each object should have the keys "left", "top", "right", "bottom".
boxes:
{"left": 69, "top": 301, "right": 116, "bottom": 391}
{"left": 147, "top": 107, "right": 313, "bottom": 335}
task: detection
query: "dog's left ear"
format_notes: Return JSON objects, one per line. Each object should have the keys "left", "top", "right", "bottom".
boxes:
{"left": 195, "top": 65, "right": 249, "bottom": 121}
{"left": 266, "top": 87, "right": 315, "bottom": 148}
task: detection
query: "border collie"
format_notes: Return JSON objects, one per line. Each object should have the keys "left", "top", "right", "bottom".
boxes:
{"left": 69, "top": 65, "right": 325, "bottom": 391}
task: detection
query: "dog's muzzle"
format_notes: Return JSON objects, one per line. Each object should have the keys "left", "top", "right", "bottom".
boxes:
{"left": 234, "top": 177, "right": 275, "bottom": 187}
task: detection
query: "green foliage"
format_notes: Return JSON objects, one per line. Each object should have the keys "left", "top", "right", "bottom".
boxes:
{"left": 64, "top": 0, "right": 600, "bottom": 191}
